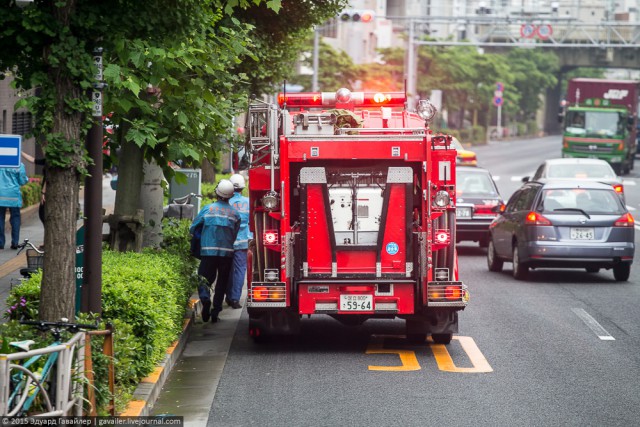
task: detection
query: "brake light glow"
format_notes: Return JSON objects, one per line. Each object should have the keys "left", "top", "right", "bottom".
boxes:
{"left": 474, "top": 205, "right": 498, "bottom": 216}
{"left": 525, "top": 211, "right": 552, "bottom": 225}
{"left": 613, "top": 184, "right": 623, "bottom": 194}
{"left": 614, "top": 212, "right": 634, "bottom": 227}
{"left": 445, "top": 286, "right": 462, "bottom": 300}
{"left": 263, "top": 230, "right": 279, "bottom": 245}
{"left": 252, "top": 286, "right": 268, "bottom": 301}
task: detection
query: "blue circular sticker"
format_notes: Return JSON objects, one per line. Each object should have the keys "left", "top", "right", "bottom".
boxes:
{"left": 386, "top": 242, "right": 399, "bottom": 255}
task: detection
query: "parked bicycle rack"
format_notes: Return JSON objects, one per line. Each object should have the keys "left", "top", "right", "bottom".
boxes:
{"left": 0, "top": 332, "right": 86, "bottom": 417}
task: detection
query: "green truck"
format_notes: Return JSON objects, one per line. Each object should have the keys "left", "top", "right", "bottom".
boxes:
{"left": 560, "top": 78, "right": 638, "bottom": 174}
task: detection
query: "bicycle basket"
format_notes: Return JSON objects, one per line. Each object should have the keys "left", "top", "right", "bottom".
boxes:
{"left": 26, "top": 249, "right": 44, "bottom": 270}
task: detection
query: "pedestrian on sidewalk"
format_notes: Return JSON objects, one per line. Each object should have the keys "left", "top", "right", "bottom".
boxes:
{"left": 225, "top": 174, "right": 252, "bottom": 309}
{"left": 0, "top": 162, "right": 29, "bottom": 249}
{"left": 21, "top": 151, "right": 46, "bottom": 226}
{"left": 190, "top": 179, "right": 240, "bottom": 323}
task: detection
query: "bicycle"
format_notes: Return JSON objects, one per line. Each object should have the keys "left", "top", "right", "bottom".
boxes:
{"left": 15, "top": 239, "right": 44, "bottom": 279}
{"left": 4, "top": 319, "right": 97, "bottom": 417}
{"left": 163, "top": 192, "right": 203, "bottom": 220}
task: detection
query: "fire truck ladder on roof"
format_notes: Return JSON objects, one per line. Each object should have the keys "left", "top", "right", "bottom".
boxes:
{"left": 247, "top": 100, "right": 280, "bottom": 167}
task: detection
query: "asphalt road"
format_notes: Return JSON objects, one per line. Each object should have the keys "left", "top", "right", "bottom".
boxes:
{"left": 207, "top": 136, "right": 640, "bottom": 427}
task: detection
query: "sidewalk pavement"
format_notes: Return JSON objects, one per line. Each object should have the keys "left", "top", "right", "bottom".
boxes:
{"left": 0, "top": 176, "right": 241, "bottom": 424}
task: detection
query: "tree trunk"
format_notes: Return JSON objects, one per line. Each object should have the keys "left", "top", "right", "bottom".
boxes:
{"left": 108, "top": 140, "right": 144, "bottom": 251}
{"left": 141, "top": 160, "right": 163, "bottom": 248}
{"left": 201, "top": 158, "right": 216, "bottom": 183}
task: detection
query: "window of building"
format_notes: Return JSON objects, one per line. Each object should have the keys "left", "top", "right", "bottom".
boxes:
{"left": 11, "top": 111, "right": 32, "bottom": 135}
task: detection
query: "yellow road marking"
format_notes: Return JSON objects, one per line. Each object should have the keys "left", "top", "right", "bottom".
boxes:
{"left": 366, "top": 335, "right": 421, "bottom": 371}
{"left": 430, "top": 336, "right": 493, "bottom": 373}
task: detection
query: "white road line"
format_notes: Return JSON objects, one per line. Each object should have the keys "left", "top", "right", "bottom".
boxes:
{"left": 626, "top": 205, "right": 636, "bottom": 211}
{"left": 622, "top": 180, "right": 636, "bottom": 186}
{"left": 635, "top": 225, "right": 640, "bottom": 232}
{"left": 510, "top": 176, "right": 523, "bottom": 182}
{"left": 572, "top": 308, "right": 615, "bottom": 341}
{"left": 493, "top": 176, "right": 500, "bottom": 181}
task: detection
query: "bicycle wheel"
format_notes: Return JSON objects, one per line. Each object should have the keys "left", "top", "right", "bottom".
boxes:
{"left": 7, "top": 364, "right": 53, "bottom": 417}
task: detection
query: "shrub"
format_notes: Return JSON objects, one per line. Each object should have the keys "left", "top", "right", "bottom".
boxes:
{"left": 3, "top": 227, "right": 197, "bottom": 414}
{"left": 21, "top": 180, "right": 43, "bottom": 207}
{"left": 516, "top": 123, "right": 527, "bottom": 136}
{"left": 526, "top": 120, "right": 538, "bottom": 136}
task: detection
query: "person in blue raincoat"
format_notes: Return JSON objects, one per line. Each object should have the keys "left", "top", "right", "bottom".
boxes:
{"left": 190, "top": 179, "right": 240, "bottom": 323}
{"left": 225, "top": 174, "right": 253, "bottom": 309}
{"left": 0, "top": 162, "right": 29, "bottom": 249}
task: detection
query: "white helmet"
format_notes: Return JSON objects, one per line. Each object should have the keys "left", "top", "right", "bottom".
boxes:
{"left": 229, "top": 174, "right": 245, "bottom": 190}
{"left": 215, "top": 179, "right": 235, "bottom": 199}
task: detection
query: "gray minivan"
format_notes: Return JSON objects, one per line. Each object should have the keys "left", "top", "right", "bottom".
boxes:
{"left": 486, "top": 180, "right": 634, "bottom": 281}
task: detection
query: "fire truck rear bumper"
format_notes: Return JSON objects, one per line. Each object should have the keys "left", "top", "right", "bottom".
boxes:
{"left": 298, "top": 280, "right": 416, "bottom": 315}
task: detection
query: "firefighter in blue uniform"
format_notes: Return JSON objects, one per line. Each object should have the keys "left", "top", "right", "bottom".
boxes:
{"left": 225, "top": 174, "right": 253, "bottom": 309}
{"left": 190, "top": 179, "right": 240, "bottom": 323}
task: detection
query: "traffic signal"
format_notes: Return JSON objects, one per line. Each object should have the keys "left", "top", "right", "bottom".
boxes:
{"left": 339, "top": 9, "right": 375, "bottom": 23}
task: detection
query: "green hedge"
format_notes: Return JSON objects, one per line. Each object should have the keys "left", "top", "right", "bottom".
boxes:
{"left": 21, "top": 179, "right": 43, "bottom": 207}
{"left": 2, "top": 218, "right": 198, "bottom": 414}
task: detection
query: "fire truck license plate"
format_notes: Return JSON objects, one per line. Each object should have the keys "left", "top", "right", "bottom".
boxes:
{"left": 340, "top": 295, "right": 373, "bottom": 311}
{"left": 570, "top": 227, "right": 594, "bottom": 240}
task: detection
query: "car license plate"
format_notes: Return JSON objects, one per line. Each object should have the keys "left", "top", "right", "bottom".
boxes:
{"left": 570, "top": 227, "right": 594, "bottom": 240}
{"left": 457, "top": 207, "right": 472, "bottom": 218}
{"left": 340, "top": 294, "right": 373, "bottom": 311}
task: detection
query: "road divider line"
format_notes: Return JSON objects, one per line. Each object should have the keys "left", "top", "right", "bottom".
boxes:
{"left": 625, "top": 205, "right": 635, "bottom": 211}
{"left": 622, "top": 180, "right": 636, "bottom": 185}
{"left": 572, "top": 308, "right": 615, "bottom": 341}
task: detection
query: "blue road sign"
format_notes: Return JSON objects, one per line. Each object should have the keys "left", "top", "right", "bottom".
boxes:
{"left": 0, "top": 135, "right": 22, "bottom": 168}
{"left": 493, "top": 97, "right": 503, "bottom": 107}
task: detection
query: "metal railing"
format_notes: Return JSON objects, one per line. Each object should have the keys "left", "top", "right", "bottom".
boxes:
{"left": 0, "top": 332, "right": 86, "bottom": 417}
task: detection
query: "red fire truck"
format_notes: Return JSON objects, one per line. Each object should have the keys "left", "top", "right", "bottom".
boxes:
{"left": 245, "top": 88, "right": 468, "bottom": 344}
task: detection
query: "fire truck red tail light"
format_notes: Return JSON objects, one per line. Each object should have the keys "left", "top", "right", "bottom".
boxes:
{"left": 252, "top": 286, "right": 268, "bottom": 301}
{"left": 614, "top": 212, "right": 634, "bottom": 227}
{"left": 263, "top": 230, "right": 279, "bottom": 245}
{"left": 525, "top": 211, "right": 551, "bottom": 225}
{"left": 445, "top": 286, "right": 462, "bottom": 300}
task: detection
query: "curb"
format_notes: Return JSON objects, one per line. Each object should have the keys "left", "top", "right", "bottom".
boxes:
{"left": 120, "top": 298, "right": 199, "bottom": 416}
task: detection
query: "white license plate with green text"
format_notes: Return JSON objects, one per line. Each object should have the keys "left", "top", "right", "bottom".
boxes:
{"left": 570, "top": 227, "right": 594, "bottom": 240}
{"left": 340, "top": 294, "right": 373, "bottom": 311}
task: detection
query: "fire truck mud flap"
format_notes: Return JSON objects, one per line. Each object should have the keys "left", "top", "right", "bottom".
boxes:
{"left": 249, "top": 310, "right": 301, "bottom": 339}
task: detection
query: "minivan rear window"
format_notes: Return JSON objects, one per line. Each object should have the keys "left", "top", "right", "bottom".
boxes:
{"left": 538, "top": 188, "right": 625, "bottom": 215}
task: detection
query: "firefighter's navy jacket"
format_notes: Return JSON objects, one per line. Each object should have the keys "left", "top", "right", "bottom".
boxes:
{"left": 228, "top": 191, "right": 253, "bottom": 250}
{"left": 190, "top": 200, "right": 240, "bottom": 257}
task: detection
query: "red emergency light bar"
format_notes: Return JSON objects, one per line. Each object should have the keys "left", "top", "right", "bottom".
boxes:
{"left": 278, "top": 89, "right": 406, "bottom": 109}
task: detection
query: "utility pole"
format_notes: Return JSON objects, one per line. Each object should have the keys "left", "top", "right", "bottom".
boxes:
{"left": 82, "top": 47, "right": 105, "bottom": 315}
{"left": 406, "top": 19, "right": 417, "bottom": 110}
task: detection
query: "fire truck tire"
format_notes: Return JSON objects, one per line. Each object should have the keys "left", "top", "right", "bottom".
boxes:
{"left": 487, "top": 241, "right": 503, "bottom": 272}
{"left": 431, "top": 333, "right": 453, "bottom": 345}
{"left": 406, "top": 333, "right": 427, "bottom": 344}
{"left": 512, "top": 245, "right": 528, "bottom": 280}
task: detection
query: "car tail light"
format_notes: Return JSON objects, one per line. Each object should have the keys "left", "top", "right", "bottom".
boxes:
{"left": 525, "top": 211, "right": 551, "bottom": 225}
{"left": 614, "top": 213, "right": 634, "bottom": 227}
{"left": 474, "top": 205, "right": 498, "bottom": 216}
{"left": 612, "top": 184, "right": 624, "bottom": 194}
